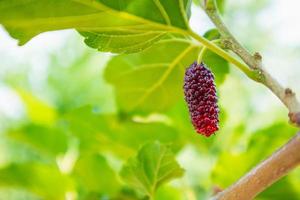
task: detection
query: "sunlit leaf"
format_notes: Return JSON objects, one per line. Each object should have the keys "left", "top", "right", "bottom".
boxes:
{"left": 17, "top": 90, "right": 57, "bottom": 126}
{"left": 63, "top": 106, "right": 181, "bottom": 158}
{"left": 216, "top": 0, "right": 226, "bottom": 14}
{"left": 0, "top": 188, "right": 41, "bottom": 200}
{"left": 120, "top": 142, "right": 184, "bottom": 197}
{"left": 256, "top": 177, "right": 300, "bottom": 200}
{"left": 155, "top": 185, "right": 182, "bottom": 200}
{"left": 9, "top": 124, "right": 68, "bottom": 157}
{"left": 105, "top": 37, "right": 200, "bottom": 113}
{"left": 203, "top": 29, "right": 221, "bottom": 40}
{"left": 0, "top": 0, "right": 192, "bottom": 53}
{"left": 73, "top": 153, "right": 120, "bottom": 196}
{"left": 0, "top": 163, "right": 73, "bottom": 200}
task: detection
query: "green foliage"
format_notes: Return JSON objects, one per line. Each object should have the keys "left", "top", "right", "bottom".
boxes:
{"left": 63, "top": 106, "right": 181, "bottom": 158}
{"left": 257, "top": 177, "right": 300, "bottom": 200}
{"left": 17, "top": 89, "right": 57, "bottom": 126}
{"left": 73, "top": 153, "right": 121, "bottom": 196}
{"left": 0, "top": 0, "right": 192, "bottom": 52}
{"left": 0, "top": 163, "right": 73, "bottom": 200}
{"left": 9, "top": 124, "right": 68, "bottom": 157}
{"left": 0, "top": 0, "right": 298, "bottom": 200}
{"left": 120, "top": 142, "right": 184, "bottom": 198}
{"left": 105, "top": 36, "right": 200, "bottom": 113}
{"left": 216, "top": 0, "right": 226, "bottom": 14}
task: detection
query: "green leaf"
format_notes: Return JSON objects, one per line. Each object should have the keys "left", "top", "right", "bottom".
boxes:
{"left": 0, "top": 0, "right": 192, "bottom": 53}
{"left": 203, "top": 29, "right": 221, "bottom": 40}
{"left": 16, "top": 89, "right": 57, "bottom": 126}
{"left": 0, "top": 188, "right": 41, "bottom": 200}
{"left": 120, "top": 142, "right": 184, "bottom": 197}
{"left": 9, "top": 124, "right": 68, "bottom": 157}
{"left": 63, "top": 106, "right": 181, "bottom": 158}
{"left": 0, "top": 163, "right": 73, "bottom": 200}
{"left": 256, "top": 177, "right": 300, "bottom": 200}
{"left": 154, "top": 185, "right": 182, "bottom": 200}
{"left": 73, "top": 153, "right": 120, "bottom": 196}
{"left": 79, "top": 31, "right": 167, "bottom": 54}
{"left": 105, "top": 37, "right": 200, "bottom": 113}
{"left": 216, "top": 0, "right": 226, "bottom": 14}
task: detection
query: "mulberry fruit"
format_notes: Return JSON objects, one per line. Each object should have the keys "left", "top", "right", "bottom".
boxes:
{"left": 183, "top": 62, "right": 219, "bottom": 137}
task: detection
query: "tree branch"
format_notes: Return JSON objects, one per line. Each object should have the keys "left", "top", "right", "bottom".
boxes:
{"left": 202, "top": 0, "right": 300, "bottom": 125}
{"left": 211, "top": 131, "right": 300, "bottom": 200}
{"left": 204, "top": 3, "right": 257, "bottom": 69}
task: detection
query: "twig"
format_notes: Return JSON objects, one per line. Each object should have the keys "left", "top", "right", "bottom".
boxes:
{"left": 204, "top": 1, "right": 257, "bottom": 69}
{"left": 211, "top": 132, "right": 300, "bottom": 200}
{"left": 202, "top": 0, "right": 300, "bottom": 125}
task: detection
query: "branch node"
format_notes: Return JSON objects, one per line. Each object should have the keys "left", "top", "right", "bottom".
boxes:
{"left": 203, "top": 0, "right": 216, "bottom": 11}
{"left": 288, "top": 112, "right": 300, "bottom": 127}
{"left": 221, "top": 38, "right": 232, "bottom": 49}
{"left": 254, "top": 52, "right": 262, "bottom": 61}
{"left": 212, "top": 185, "right": 223, "bottom": 195}
{"left": 253, "top": 52, "right": 263, "bottom": 69}
{"left": 285, "top": 88, "right": 295, "bottom": 97}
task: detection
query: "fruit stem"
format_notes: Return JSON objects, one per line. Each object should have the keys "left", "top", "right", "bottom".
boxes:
{"left": 196, "top": 39, "right": 220, "bottom": 64}
{"left": 197, "top": 46, "right": 207, "bottom": 63}
{"left": 188, "top": 30, "right": 260, "bottom": 82}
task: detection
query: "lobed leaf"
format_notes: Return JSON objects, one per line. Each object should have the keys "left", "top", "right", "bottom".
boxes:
{"left": 105, "top": 37, "right": 200, "bottom": 113}
{"left": 120, "top": 142, "right": 184, "bottom": 197}
{"left": 63, "top": 106, "right": 181, "bottom": 158}
{"left": 72, "top": 153, "right": 121, "bottom": 196}
{"left": 0, "top": 0, "right": 192, "bottom": 53}
{"left": 9, "top": 124, "right": 68, "bottom": 157}
{"left": 0, "top": 163, "right": 73, "bottom": 200}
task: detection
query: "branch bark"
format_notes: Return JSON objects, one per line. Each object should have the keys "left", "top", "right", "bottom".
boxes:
{"left": 211, "top": 132, "right": 300, "bottom": 200}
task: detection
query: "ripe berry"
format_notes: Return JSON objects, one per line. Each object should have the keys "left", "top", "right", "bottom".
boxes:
{"left": 183, "top": 62, "right": 219, "bottom": 137}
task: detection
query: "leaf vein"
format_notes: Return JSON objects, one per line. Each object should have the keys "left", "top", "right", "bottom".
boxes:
{"left": 131, "top": 44, "right": 195, "bottom": 110}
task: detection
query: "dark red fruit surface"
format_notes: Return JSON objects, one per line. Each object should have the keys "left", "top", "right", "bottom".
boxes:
{"left": 183, "top": 62, "right": 219, "bottom": 137}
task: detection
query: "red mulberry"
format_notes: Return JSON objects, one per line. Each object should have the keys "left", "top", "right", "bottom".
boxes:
{"left": 183, "top": 62, "right": 219, "bottom": 137}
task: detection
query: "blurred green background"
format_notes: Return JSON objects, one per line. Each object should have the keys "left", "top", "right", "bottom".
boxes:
{"left": 0, "top": 0, "right": 300, "bottom": 199}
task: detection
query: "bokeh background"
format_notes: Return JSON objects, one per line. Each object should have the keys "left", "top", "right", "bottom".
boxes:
{"left": 0, "top": 0, "right": 300, "bottom": 199}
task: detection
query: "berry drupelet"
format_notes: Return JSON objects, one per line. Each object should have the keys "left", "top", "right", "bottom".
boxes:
{"left": 183, "top": 62, "right": 219, "bottom": 137}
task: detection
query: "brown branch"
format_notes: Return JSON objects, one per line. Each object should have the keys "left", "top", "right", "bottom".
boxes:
{"left": 211, "top": 131, "right": 300, "bottom": 200}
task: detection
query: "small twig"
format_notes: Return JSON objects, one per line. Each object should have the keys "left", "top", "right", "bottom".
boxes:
{"left": 211, "top": 131, "right": 300, "bottom": 200}
{"left": 203, "top": 0, "right": 258, "bottom": 69}
{"left": 202, "top": 0, "right": 300, "bottom": 125}
{"left": 263, "top": 71, "right": 300, "bottom": 116}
